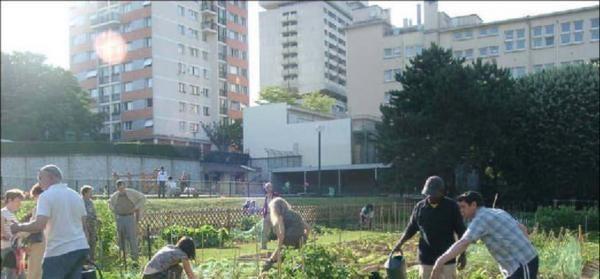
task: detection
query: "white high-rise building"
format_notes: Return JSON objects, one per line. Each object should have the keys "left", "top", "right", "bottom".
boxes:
{"left": 259, "top": 1, "right": 367, "bottom": 114}
{"left": 346, "top": 2, "right": 600, "bottom": 118}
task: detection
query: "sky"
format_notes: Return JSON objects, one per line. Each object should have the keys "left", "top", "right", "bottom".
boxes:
{"left": 1, "top": 1, "right": 597, "bottom": 105}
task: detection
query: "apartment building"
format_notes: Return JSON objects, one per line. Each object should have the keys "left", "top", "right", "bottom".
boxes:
{"left": 259, "top": 1, "right": 367, "bottom": 115}
{"left": 69, "top": 0, "right": 248, "bottom": 148}
{"left": 346, "top": 2, "right": 600, "bottom": 118}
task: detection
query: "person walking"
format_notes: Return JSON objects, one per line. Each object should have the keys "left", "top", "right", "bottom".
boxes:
{"left": 108, "top": 180, "right": 146, "bottom": 266}
{"left": 11, "top": 164, "right": 90, "bottom": 279}
{"left": 156, "top": 167, "right": 168, "bottom": 199}
{"left": 80, "top": 185, "right": 98, "bottom": 263}
{"left": 260, "top": 182, "right": 280, "bottom": 250}
{"left": 431, "top": 191, "right": 538, "bottom": 279}
{"left": 1, "top": 189, "right": 25, "bottom": 279}
{"left": 359, "top": 204, "right": 375, "bottom": 230}
{"left": 142, "top": 236, "right": 197, "bottom": 279}
{"left": 391, "top": 176, "right": 467, "bottom": 279}
{"left": 25, "top": 185, "right": 45, "bottom": 279}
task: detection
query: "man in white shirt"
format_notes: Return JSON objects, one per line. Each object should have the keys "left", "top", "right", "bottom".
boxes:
{"left": 11, "top": 164, "right": 90, "bottom": 279}
{"left": 156, "top": 166, "right": 168, "bottom": 199}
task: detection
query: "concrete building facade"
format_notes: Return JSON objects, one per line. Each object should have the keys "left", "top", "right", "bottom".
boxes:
{"left": 69, "top": 1, "right": 249, "bottom": 148}
{"left": 346, "top": 2, "right": 600, "bottom": 118}
{"left": 259, "top": 1, "right": 368, "bottom": 114}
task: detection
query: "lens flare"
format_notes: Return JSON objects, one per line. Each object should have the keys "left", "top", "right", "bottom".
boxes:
{"left": 94, "top": 30, "right": 126, "bottom": 65}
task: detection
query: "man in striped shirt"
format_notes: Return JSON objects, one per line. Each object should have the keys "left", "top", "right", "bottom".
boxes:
{"left": 431, "top": 191, "right": 538, "bottom": 279}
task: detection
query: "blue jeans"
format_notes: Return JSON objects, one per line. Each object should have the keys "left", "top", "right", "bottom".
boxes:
{"left": 42, "top": 249, "right": 89, "bottom": 279}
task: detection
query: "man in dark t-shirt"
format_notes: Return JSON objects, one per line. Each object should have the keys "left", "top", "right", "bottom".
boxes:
{"left": 391, "top": 176, "right": 467, "bottom": 279}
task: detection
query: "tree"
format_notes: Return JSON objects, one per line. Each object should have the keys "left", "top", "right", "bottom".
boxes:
{"left": 1, "top": 51, "right": 105, "bottom": 141}
{"left": 301, "top": 92, "right": 336, "bottom": 113}
{"left": 497, "top": 63, "right": 599, "bottom": 202}
{"left": 257, "top": 86, "right": 336, "bottom": 114}
{"left": 201, "top": 120, "right": 243, "bottom": 152}
{"left": 257, "top": 86, "right": 299, "bottom": 105}
{"left": 376, "top": 44, "right": 517, "bottom": 195}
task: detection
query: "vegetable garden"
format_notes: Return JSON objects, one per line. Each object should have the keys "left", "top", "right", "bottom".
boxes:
{"left": 13, "top": 197, "right": 600, "bottom": 278}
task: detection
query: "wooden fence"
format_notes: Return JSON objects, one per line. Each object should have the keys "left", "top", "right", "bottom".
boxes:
{"left": 138, "top": 201, "right": 419, "bottom": 236}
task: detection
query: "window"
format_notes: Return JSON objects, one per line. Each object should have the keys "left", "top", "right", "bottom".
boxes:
{"left": 124, "top": 62, "right": 133, "bottom": 72}
{"left": 145, "top": 78, "right": 152, "bottom": 88}
{"left": 123, "top": 101, "right": 132, "bottom": 111}
{"left": 533, "top": 24, "right": 554, "bottom": 48}
{"left": 146, "top": 98, "right": 153, "bottom": 107}
{"left": 178, "top": 62, "right": 187, "bottom": 74}
{"left": 479, "top": 26, "right": 498, "bottom": 37}
{"left": 202, "top": 51, "right": 209, "bottom": 60}
{"left": 144, "top": 119, "right": 153, "bottom": 128}
{"left": 453, "top": 30, "right": 473, "bottom": 40}
{"left": 478, "top": 46, "right": 499, "bottom": 57}
{"left": 179, "top": 121, "right": 186, "bottom": 132}
{"left": 177, "top": 5, "right": 185, "bottom": 16}
{"left": 145, "top": 37, "right": 152, "bottom": 48}
{"left": 179, "top": 102, "right": 186, "bottom": 112}
{"left": 510, "top": 66, "right": 527, "bottom": 78}
{"left": 383, "top": 47, "right": 401, "bottom": 59}
{"left": 201, "top": 88, "right": 209, "bottom": 97}
{"left": 143, "top": 58, "right": 152, "bottom": 67}
{"left": 178, "top": 43, "right": 185, "bottom": 55}
{"left": 190, "top": 123, "right": 199, "bottom": 133}
{"left": 191, "top": 66, "right": 200, "bottom": 77}
{"left": 86, "top": 70, "right": 97, "bottom": 79}
{"left": 591, "top": 18, "right": 599, "bottom": 41}
{"left": 561, "top": 20, "right": 584, "bottom": 45}
{"left": 203, "top": 106, "right": 210, "bottom": 116}
{"left": 188, "top": 9, "right": 198, "bottom": 21}
{"left": 464, "top": 49, "right": 473, "bottom": 60}
{"left": 124, "top": 82, "right": 133, "bottom": 91}
{"left": 178, "top": 24, "right": 185, "bottom": 35}
{"left": 505, "top": 28, "right": 526, "bottom": 51}
{"left": 178, "top": 82, "right": 186, "bottom": 93}
{"left": 191, "top": 104, "right": 200, "bottom": 114}
{"left": 124, "top": 121, "right": 133, "bottom": 131}
{"left": 203, "top": 69, "right": 209, "bottom": 79}
{"left": 190, "top": 47, "right": 199, "bottom": 57}
{"left": 384, "top": 68, "right": 401, "bottom": 82}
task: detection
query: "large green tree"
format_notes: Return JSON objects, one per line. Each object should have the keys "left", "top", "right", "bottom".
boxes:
{"left": 1, "top": 51, "right": 104, "bottom": 141}
{"left": 257, "top": 86, "right": 300, "bottom": 105}
{"left": 300, "top": 92, "right": 336, "bottom": 114}
{"left": 201, "top": 119, "right": 243, "bottom": 152}
{"left": 376, "top": 44, "right": 517, "bottom": 195}
{"left": 497, "top": 64, "right": 599, "bottom": 202}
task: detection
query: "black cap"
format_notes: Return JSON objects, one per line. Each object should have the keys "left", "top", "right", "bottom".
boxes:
{"left": 421, "top": 176, "right": 445, "bottom": 197}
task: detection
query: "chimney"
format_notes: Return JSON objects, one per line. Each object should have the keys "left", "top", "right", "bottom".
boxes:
{"left": 403, "top": 18, "right": 408, "bottom": 27}
{"left": 417, "top": 4, "right": 422, "bottom": 25}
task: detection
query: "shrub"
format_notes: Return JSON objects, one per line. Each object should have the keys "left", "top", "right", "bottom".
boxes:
{"left": 534, "top": 206, "right": 599, "bottom": 232}
{"left": 160, "top": 224, "right": 231, "bottom": 248}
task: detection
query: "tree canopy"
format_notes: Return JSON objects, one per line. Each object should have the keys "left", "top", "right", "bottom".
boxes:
{"left": 257, "top": 86, "right": 336, "bottom": 113}
{"left": 1, "top": 51, "right": 105, "bottom": 141}
{"left": 201, "top": 119, "right": 243, "bottom": 152}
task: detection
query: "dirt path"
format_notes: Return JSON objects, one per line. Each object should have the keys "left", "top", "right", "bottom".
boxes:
{"left": 582, "top": 260, "right": 599, "bottom": 279}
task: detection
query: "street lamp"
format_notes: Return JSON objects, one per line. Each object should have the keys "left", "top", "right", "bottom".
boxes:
{"left": 316, "top": 125, "right": 324, "bottom": 196}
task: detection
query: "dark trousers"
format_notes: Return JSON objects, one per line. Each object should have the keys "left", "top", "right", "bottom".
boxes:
{"left": 507, "top": 256, "right": 539, "bottom": 279}
{"left": 42, "top": 248, "right": 89, "bottom": 279}
{"left": 158, "top": 181, "right": 166, "bottom": 198}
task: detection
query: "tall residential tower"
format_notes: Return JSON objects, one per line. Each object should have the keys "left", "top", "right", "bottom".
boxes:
{"left": 69, "top": 1, "right": 249, "bottom": 149}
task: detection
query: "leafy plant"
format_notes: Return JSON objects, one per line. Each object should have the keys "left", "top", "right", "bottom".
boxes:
{"left": 161, "top": 224, "right": 231, "bottom": 248}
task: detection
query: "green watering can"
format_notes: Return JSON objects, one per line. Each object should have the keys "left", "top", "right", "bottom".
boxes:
{"left": 384, "top": 251, "right": 407, "bottom": 279}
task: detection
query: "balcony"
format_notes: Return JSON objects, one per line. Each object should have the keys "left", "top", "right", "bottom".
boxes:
{"left": 202, "top": 21, "right": 217, "bottom": 34}
{"left": 90, "top": 11, "right": 121, "bottom": 29}
{"left": 201, "top": 2, "right": 217, "bottom": 17}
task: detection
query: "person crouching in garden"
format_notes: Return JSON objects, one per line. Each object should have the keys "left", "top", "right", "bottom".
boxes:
{"left": 142, "top": 236, "right": 197, "bottom": 279}
{"left": 262, "top": 197, "right": 311, "bottom": 272}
